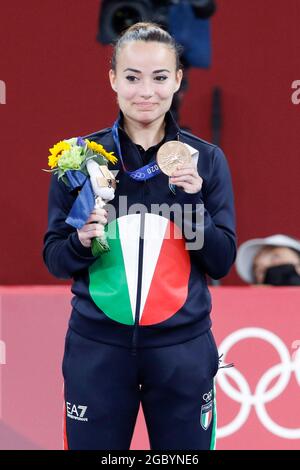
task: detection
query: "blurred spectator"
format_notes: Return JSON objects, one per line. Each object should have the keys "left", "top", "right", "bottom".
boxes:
{"left": 236, "top": 234, "right": 300, "bottom": 285}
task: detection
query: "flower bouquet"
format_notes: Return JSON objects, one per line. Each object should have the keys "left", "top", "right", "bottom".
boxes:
{"left": 45, "top": 137, "right": 118, "bottom": 256}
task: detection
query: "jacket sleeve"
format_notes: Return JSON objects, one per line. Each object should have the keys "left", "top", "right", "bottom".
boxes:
{"left": 42, "top": 174, "right": 97, "bottom": 279}
{"left": 177, "top": 145, "right": 237, "bottom": 279}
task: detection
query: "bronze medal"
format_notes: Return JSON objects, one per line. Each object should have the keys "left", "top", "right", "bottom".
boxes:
{"left": 156, "top": 141, "right": 192, "bottom": 176}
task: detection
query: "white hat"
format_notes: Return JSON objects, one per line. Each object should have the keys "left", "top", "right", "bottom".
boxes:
{"left": 236, "top": 234, "right": 300, "bottom": 283}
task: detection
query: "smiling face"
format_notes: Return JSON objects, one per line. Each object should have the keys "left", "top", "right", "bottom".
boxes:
{"left": 253, "top": 246, "right": 300, "bottom": 284}
{"left": 109, "top": 41, "right": 183, "bottom": 125}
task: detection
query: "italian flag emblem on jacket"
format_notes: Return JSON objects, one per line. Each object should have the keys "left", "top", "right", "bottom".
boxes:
{"left": 89, "top": 213, "right": 191, "bottom": 325}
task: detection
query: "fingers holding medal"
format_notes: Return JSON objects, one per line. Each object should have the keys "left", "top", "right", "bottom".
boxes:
{"left": 170, "top": 164, "right": 203, "bottom": 194}
{"left": 156, "top": 141, "right": 203, "bottom": 194}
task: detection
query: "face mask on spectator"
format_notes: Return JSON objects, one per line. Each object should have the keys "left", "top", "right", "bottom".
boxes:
{"left": 263, "top": 264, "right": 300, "bottom": 286}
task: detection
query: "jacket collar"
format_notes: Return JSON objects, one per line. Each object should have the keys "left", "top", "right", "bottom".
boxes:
{"left": 117, "top": 109, "right": 180, "bottom": 145}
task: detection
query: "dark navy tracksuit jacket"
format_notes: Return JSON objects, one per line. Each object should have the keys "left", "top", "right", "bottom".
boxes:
{"left": 43, "top": 110, "right": 236, "bottom": 450}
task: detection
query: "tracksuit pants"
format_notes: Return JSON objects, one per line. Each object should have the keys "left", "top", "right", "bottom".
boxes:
{"left": 62, "top": 328, "right": 219, "bottom": 450}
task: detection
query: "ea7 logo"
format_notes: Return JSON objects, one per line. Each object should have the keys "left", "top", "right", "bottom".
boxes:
{"left": 66, "top": 402, "right": 88, "bottom": 422}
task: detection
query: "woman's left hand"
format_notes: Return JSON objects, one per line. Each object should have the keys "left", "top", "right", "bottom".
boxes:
{"left": 169, "top": 163, "right": 203, "bottom": 194}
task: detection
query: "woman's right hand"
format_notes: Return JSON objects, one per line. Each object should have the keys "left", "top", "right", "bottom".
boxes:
{"left": 77, "top": 207, "right": 108, "bottom": 248}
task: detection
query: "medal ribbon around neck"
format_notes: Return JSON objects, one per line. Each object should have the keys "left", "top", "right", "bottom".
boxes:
{"left": 112, "top": 117, "right": 162, "bottom": 181}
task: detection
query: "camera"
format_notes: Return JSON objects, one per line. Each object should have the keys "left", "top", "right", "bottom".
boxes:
{"left": 97, "top": 0, "right": 216, "bottom": 68}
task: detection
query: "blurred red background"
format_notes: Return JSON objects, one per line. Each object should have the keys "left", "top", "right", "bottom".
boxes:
{"left": 0, "top": 0, "right": 299, "bottom": 285}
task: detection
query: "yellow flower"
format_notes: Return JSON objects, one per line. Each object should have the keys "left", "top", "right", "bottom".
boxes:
{"left": 85, "top": 139, "right": 118, "bottom": 165}
{"left": 48, "top": 154, "right": 59, "bottom": 169}
{"left": 48, "top": 141, "right": 71, "bottom": 169}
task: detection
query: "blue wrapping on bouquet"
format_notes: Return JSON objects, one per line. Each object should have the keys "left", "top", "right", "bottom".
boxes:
{"left": 64, "top": 170, "right": 95, "bottom": 229}
{"left": 64, "top": 169, "right": 110, "bottom": 256}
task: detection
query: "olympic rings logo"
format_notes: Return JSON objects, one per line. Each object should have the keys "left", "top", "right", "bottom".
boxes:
{"left": 216, "top": 327, "right": 300, "bottom": 439}
{"left": 131, "top": 172, "right": 144, "bottom": 180}
{"left": 203, "top": 390, "right": 213, "bottom": 402}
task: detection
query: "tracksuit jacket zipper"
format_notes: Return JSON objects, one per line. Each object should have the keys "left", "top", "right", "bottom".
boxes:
{"left": 131, "top": 147, "right": 147, "bottom": 356}
{"left": 128, "top": 128, "right": 180, "bottom": 355}
{"left": 131, "top": 208, "right": 145, "bottom": 356}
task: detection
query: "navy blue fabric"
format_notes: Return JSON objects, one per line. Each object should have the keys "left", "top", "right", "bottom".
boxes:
{"left": 63, "top": 328, "right": 219, "bottom": 450}
{"left": 43, "top": 110, "right": 236, "bottom": 350}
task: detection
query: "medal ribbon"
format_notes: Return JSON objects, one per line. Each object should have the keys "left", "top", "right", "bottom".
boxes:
{"left": 112, "top": 117, "right": 162, "bottom": 181}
